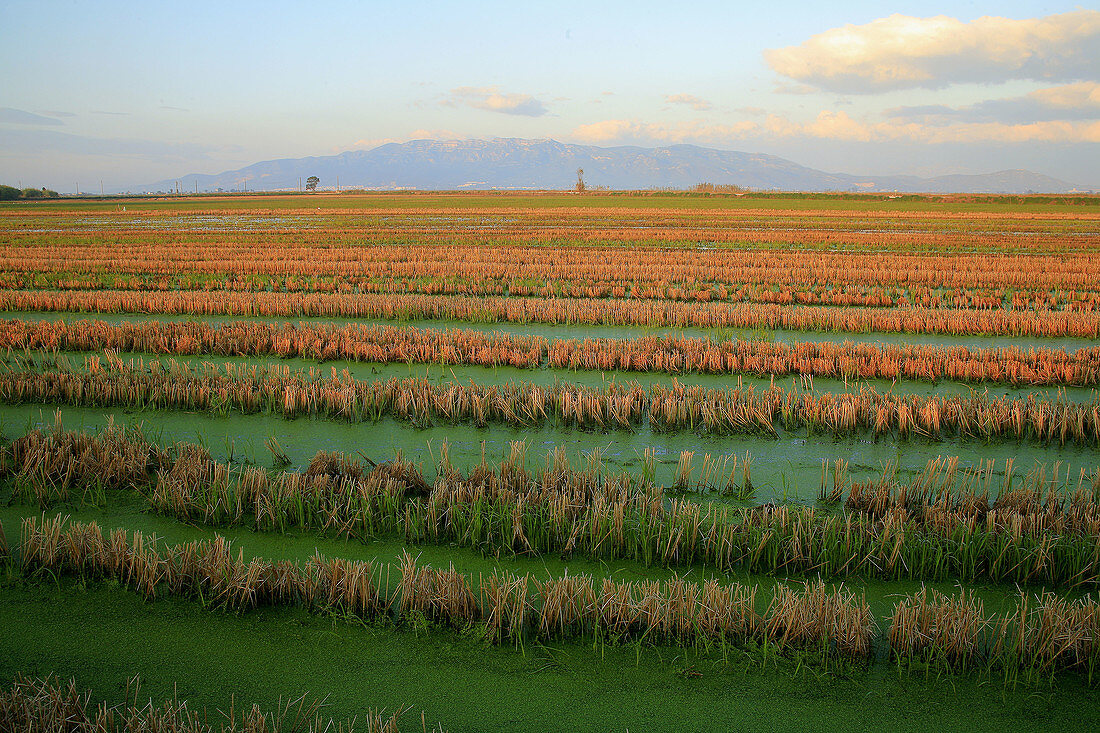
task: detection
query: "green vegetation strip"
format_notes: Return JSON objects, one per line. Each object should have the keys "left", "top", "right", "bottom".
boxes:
{"left": 3, "top": 316, "right": 1097, "bottom": 385}
{"left": 3, "top": 289, "right": 1100, "bottom": 339}
{"left": 7, "top": 582, "right": 1100, "bottom": 733}
{"left": 7, "top": 270, "right": 1094, "bottom": 317}
{"left": 0, "top": 675, "right": 407, "bottom": 733}
{"left": 14, "top": 346, "right": 1096, "bottom": 402}
{"left": 1, "top": 355, "right": 1097, "bottom": 446}
{"left": 7, "top": 400, "right": 1097, "bottom": 508}
{"left": 12, "top": 514, "right": 871, "bottom": 660}
{"left": 4, "top": 512, "right": 1098, "bottom": 682}
{"left": 6, "top": 422, "right": 1099, "bottom": 587}
{"left": 9, "top": 308, "right": 1098, "bottom": 357}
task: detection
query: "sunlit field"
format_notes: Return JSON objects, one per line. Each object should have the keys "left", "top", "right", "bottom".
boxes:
{"left": 2, "top": 190, "right": 1099, "bottom": 731}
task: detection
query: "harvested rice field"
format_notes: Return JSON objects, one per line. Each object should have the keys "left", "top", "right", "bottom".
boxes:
{"left": 2, "top": 191, "right": 1100, "bottom": 731}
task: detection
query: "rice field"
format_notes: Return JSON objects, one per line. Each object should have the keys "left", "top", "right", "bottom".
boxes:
{"left": 2, "top": 191, "right": 1099, "bottom": 731}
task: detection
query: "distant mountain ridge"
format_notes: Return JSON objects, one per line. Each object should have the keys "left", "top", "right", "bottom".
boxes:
{"left": 142, "top": 138, "right": 1084, "bottom": 194}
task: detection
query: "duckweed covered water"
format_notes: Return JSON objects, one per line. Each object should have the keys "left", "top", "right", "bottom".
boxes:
{"left": 2, "top": 575, "right": 1098, "bottom": 732}
{"left": 1, "top": 405, "right": 1095, "bottom": 504}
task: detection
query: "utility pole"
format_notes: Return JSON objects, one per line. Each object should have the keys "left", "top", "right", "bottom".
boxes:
{"left": 336, "top": 175, "right": 340, "bottom": 192}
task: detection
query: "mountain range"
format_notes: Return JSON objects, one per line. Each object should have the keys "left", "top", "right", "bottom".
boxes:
{"left": 142, "top": 138, "right": 1086, "bottom": 194}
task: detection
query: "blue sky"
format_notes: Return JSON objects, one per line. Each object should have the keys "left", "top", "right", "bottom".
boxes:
{"left": 1, "top": 1, "right": 1097, "bottom": 190}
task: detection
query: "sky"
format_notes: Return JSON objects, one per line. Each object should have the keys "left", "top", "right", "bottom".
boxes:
{"left": 1, "top": 0, "right": 1098, "bottom": 191}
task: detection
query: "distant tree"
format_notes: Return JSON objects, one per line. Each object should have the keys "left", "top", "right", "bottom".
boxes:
{"left": 305, "top": 176, "right": 320, "bottom": 192}
{"left": 3, "top": 185, "right": 59, "bottom": 200}
{"left": 575, "top": 168, "right": 586, "bottom": 193}
{"left": 691, "top": 182, "right": 748, "bottom": 194}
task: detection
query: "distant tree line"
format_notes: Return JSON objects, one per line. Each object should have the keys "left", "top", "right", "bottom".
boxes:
{"left": 690, "top": 182, "right": 750, "bottom": 194}
{"left": 1, "top": 185, "right": 60, "bottom": 201}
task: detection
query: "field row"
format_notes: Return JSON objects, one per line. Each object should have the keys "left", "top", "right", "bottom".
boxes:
{"left": 9, "top": 424, "right": 1099, "bottom": 585}
{"left": 3, "top": 355, "right": 1097, "bottom": 445}
{"left": 0, "top": 676, "right": 407, "bottom": 733}
{"left": 6, "top": 204, "right": 1098, "bottom": 242}
{"left": 5, "top": 290, "right": 1100, "bottom": 338}
{"left": 12, "top": 228, "right": 1094, "bottom": 253}
{"left": 7, "top": 272, "right": 1097, "bottom": 313}
{"left": 5, "top": 243, "right": 1100, "bottom": 290}
{"left": 4, "top": 193, "right": 1100, "bottom": 729}
{"left": 12, "top": 202, "right": 1099, "bottom": 220}
{"left": 3, "top": 318, "right": 1096, "bottom": 385}
{"left": 11, "top": 514, "right": 1100, "bottom": 678}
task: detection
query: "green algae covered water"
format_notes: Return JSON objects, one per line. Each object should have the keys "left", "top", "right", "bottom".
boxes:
{"left": 1, "top": 404, "right": 1094, "bottom": 505}
{"left": 2, "top": 564, "right": 1097, "bottom": 732}
{"left": 2, "top": 495, "right": 1099, "bottom": 733}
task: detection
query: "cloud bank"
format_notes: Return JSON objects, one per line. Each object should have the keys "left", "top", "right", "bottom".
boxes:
{"left": 443, "top": 87, "right": 548, "bottom": 117}
{"left": 666, "top": 94, "right": 712, "bottom": 111}
{"left": 886, "top": 82, "right": 1100, "bottom": 125}
{"left": 572, "top": 113, "right": 1100, "bottom": 147}
{"left": 765, "top": 10, "right": 1100, "bottom": 93}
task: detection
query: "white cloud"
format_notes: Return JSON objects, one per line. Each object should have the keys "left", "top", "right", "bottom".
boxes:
{"left": 665, "top": 94, "right": 712, "bottom": 111}
{"left": 765, "top": 10, "right": 1100, "bottom": 93}
{"left": 1029, "top": 81, "right": 1100, "bottom": 112}
{"left": 572, "top": 112, "right": 1100, "bottom": 146}
{"left": 886, "top": 81, "right": 1100, "bottom": 125}
{"left": 764, "top": 111, "right": 874, "bottom": 141}
{"left": 770, "top": 111, "right": 1100, "bottom": 144}
{"left": 572, "top": 119, "right": 757, "bottom": 145}
{"left": 442, "top": 86, "right": 549, "bottom": 117}
{"left": 888, "top": 119, "right": 1100, "bottom": 144}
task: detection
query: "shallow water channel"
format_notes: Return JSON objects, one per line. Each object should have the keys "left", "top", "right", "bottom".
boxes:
{"left": 2, "top": 403, "right": 1094, "bottom": 505}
